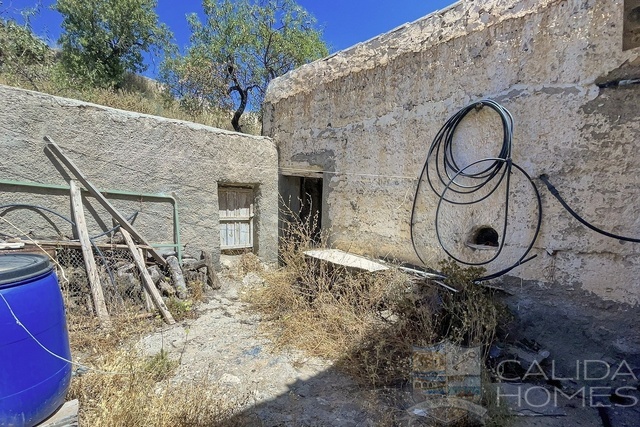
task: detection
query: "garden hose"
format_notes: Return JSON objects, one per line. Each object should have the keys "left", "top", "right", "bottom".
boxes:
{"left": 539, "top": 174, "right": 640, "bottom": 243}
{"left": 410, "top": 100, "right": 542, "bottom": 282}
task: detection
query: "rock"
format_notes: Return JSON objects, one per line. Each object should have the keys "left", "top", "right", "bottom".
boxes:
{"left": 243, "top": 272, "right": 265, "bottom": 287}
{"left": 219, "top": 373, "right": 241, "bottom": 384}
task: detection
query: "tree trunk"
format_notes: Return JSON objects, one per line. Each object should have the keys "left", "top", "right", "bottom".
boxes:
{"left": 230, "top": 86, "right": 248, "bottom": 132}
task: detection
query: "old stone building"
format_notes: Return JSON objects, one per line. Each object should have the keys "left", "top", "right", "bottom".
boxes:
{"left": 0, "top": 85, "right": 279, "bottom": 265}
{"left": 264, "top": 0, "right": 640, "bottom": 371}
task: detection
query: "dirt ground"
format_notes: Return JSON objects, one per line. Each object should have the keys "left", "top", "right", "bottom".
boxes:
{"left": 136, "top": 273, "right": 394, "bottom": 426}
{"left": 135, "top": 271, "right": 640, "bottom": 427}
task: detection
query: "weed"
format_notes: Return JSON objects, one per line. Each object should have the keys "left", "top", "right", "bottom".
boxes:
{"left": 144, "top": 349, "right": 178, "bottom": 382}
{"left": 166, "top": 297, "right": 196, "bottom": 321}
{"left": 187, "top": 280, "right": 205, "bottom": 302}
{"left": 246, "top": 208, "right": 507, "bottom": 392}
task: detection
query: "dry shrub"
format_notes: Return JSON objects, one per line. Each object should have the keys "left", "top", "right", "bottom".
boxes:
{"left": 66, "top": 307, "right": 250, "bottom": 426}
{"left": 436, "top": 260, "right": 501, "bottom": 349}
{"left": 237, "top": 251, "right": 264, "bottom": 275}
{"left": 246, "top": 208, "right": 506, "bottom": 388}
{"left": 246, "top": 209, "right": 436, "bottom": 387}
{"left": 68, "top": 349, "right": 249, "bottom": 427}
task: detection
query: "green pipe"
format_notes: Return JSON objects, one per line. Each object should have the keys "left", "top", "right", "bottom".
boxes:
{"left": 0, "top": 179, "right": 182, "bottom": 261}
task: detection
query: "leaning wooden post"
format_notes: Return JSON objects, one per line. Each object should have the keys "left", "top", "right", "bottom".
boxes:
{"left": 69, "top": 180, "right": 112, "bottom": 329}
{"left": 139, "top": 249, "right": 155, "bottom": 312}
{"left": 45, "top": 137, "right": 167, "bottom": 267}
{"left": 121, "top": 229, "right": 175, "bottom": 325}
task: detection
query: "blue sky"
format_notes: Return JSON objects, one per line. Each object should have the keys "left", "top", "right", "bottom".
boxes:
{"left": 3, "top": 0, "right": 456, "bottom": 76}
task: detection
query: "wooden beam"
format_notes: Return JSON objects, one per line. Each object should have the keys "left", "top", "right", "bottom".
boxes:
{"left": 69, "top": 180, "right": 112, "bottom": 329}
{"left": 44, "top": 136, "right": 167, "bottom": 266}
{"left": 139, "top": 248, "right": 155, "bottom": 312}
{"left": 121, "top": 229, "right": 175, "bottom": 324}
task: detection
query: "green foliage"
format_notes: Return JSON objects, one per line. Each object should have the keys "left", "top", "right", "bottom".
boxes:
{"left": 54, "top": 0, "right": 173, "bottom": 89}
{"left": 166, "top": 297, "right": 196, "bottom": 321}
{"left": 0, "top": 6, "right": 55, "bottom": 90}
{"left": 160, "top": 0, "right": 328, "bottom": 132}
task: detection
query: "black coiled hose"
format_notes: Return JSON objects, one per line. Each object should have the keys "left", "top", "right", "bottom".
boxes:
{"left": 410, "top": 100, "right": 542, "bottom": 282}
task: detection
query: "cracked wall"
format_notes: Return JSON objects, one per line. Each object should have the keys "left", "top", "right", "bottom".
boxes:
{"left": 264, "top": 0, "right": 640, "bottom": 366}
{"left": 0, "top": 85, "right": 279, "bottom": 265}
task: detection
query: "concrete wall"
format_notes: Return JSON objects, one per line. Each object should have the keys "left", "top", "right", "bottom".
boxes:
{"left": 264, "top": 0, "right": 640, "bottom": 366}
{"left": 0, "top": 84, "right": 278, "bottom": 265}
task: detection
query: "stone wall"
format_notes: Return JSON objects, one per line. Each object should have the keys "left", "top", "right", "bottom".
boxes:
{"left": 264, "top": 0, "right": 640, "bottom": 367}
{"left": 0, "top": 85, "right": 278, "bottom": 265}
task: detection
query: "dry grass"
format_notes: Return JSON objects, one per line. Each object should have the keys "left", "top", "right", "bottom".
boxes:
{"left": 245, "top": 209, "right": 506, "bottom": 389}
{"left": 237, "top": 252, "right": 264, "bottom": 275}
{"left": 67, "top": 348, "right": 249, "bottom": 427}
{"left": 0, "top": 69, "right": 262, "bottom": 134}
{"left": 65, "top": 304, "right": 248, "bottom": 426}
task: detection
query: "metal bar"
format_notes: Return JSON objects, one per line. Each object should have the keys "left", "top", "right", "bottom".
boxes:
{"left": 0, "top": 178, "right": 182, "bottom": 261}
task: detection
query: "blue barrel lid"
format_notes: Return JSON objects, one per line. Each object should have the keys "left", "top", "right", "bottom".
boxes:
{"left": 0, "top": 253, "right": 53, "bottom": 286}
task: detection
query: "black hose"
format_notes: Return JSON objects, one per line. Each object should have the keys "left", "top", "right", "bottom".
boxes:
{"left": 410, "top": 99, "right": 542, "bottom": 282}
{"left": 539, "top": 174, "right": 640, "bottom": 243}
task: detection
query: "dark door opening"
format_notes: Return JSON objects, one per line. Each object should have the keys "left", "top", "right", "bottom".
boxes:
{"left": 280, "top": 175, "right": 323, "bottom": 243}
{"left": 300, "top": 177, "right": 322, "bottom": 242}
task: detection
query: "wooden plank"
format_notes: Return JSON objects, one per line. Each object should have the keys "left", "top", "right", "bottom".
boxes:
{"left": 139, "top": 248, "right": 155, "bottom": 312}
{"left": 44, "top": 137, "right": 167, "bottom": 266}
{"left": 0, "top": 242, "right": 25, "bottom": 249}
{"left": 20, "top": 240, "right": 154, "bottom": 250}
{"left": 121, "top": 229, "right": 175, "bottom": 325}
{"left": 69, "top": 180, "right": 111, "bottom": 329}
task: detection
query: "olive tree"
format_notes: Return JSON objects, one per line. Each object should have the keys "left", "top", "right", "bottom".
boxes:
{"left": 54, "top": 0, "right": 172, "bottom": 88}
{"left": 0, "top": 4, "right": 54, "bottom": 90}
{"left": 161, "top": 0, "right": 328, "bottom": 132}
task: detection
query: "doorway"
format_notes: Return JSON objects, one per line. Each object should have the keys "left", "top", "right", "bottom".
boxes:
{"left": 280, "top": 175, "right": 323, "bottom": 242}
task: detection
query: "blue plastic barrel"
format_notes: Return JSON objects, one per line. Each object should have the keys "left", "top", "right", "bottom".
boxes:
{"left": 0, "top": 253, "right": 72, "bottom": 427}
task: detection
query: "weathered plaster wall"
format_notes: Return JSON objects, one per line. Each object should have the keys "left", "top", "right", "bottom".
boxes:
{"left": 0, "top": 85, "right": 278, "bottom": 265}
{"left": 265, "top": 0, "right": 640, "bottom": 366}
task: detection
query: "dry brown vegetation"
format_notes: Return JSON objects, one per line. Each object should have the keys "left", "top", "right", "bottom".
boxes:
{"left": 0, "top": 71, "right": 262, "bottom": 135}
{"left": 56, "top": 208, "right": 509, "bottom": 425}
{"left": 246, "top": 211, "right": 507, "bottom": 389}
{"left": 64, "top": 286, "right": 247, "bottom": 426}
